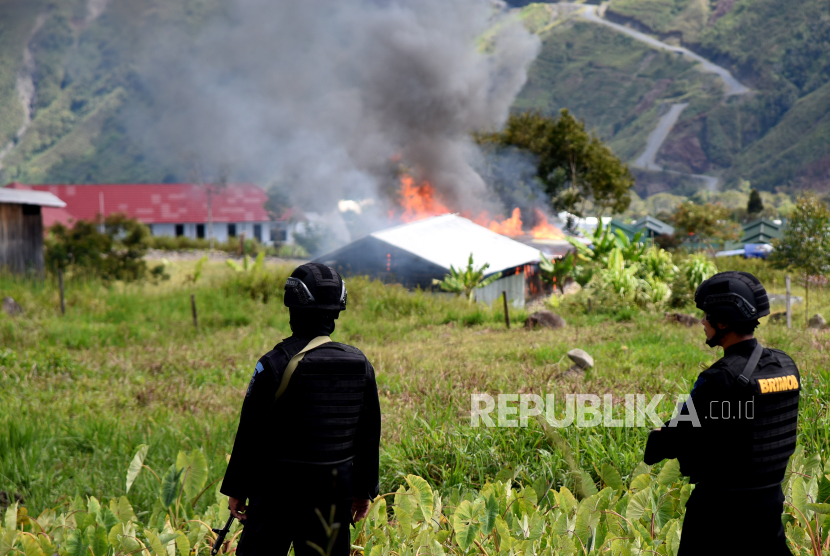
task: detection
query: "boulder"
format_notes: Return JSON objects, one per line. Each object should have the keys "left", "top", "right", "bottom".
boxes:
{"left": 567, "top": 348, "right": 594, "bottom": 369}
{"left": 561, "top": 280, "right": 581, "bottom": 296}
{"left": 808, "top": 313, "right": 826, "bottom": 329}
{"left": 525, "top": 311, "right": 567, "bottom": 329}
{"left": 2, "top": 297, "right": 22, "bottom": 316}
{"left": 768, "top": 312, "right": 787, "bottom": 324}
{"left": 664, "top": 312, "right": 699, "bottom": 327}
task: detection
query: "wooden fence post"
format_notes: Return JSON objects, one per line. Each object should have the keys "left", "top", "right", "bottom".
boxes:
{"left": 785, "top": 275, "right": 791, "bottom": 329}
{"left": 191, "top": 293, "right": 198, "bottom": 330}
{"left": 502, "top": 290, "right": 511, "bottom": 329}
{"left": 58, "top": 268, "right": 65, "bottom": 315}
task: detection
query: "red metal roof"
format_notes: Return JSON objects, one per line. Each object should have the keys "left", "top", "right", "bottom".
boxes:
{"left": 5, "top": 182, "right": 273, "bottom": 227}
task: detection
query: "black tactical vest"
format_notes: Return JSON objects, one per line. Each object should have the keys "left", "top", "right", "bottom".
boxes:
{"left": 743, "top": 348, "right": 800, "bottom": 478}
{"left": 272, "top": 341, "right": 369, "bottom": 465}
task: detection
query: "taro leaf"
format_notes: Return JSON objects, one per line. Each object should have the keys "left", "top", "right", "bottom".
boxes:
{"left": 145, "top": 530, "right": 166, "bottom": 556}
{"left": 87, "top": 497, "right": 101, "bottom": 517}
{"left": 664, "top": 520, "right": 681, "bottom": 556}
{"left": 65, "top": 530, "right": 87, "bottom": 556}
{"left": 75, "top": 512, "right": 96, "bottom": 531}
{"left": 187, "top": 523, "right": 208, "bottom": 550}
{"left": 807, "top": 503, "right": 830, "bottom": 514}
{"left": 160, "top": 464, "right": 184, "bottom": 508}
{"left": 606, "top": 511, "right": 626, "bottom": 537}
{"left": 480, "top": 493, "right": 499, "bottom": 535}
{"left": 405, "top": 475, "right": 434, "bottom": 523}
{"left": 791, "top": 477, "right": 808, "bottom": 525}
{"left": 494, "top": 515, "right": 511, "bottom": 541}
{"left": 126, "top": 445, "right": 149, "bottom": 493}
{"left": 532, "top": 476, "right": 549, "bottom": 504}
{"left": 177, "top": 450, "right": 209, "bottom": 501}
{"left": 21, "top": 534, "right": 46, "bottom": 556}
{"left": 393, "top": 485, "right": 415, "bottom": 515}
{"left": 630, "top": 462, "right": 650, "bottom": 480}
{"left": 37, "top": 535, "right": 55, "bottom": 556}
{"left": 652, "top": 491, "right": 673, "bottom": 531}
{"left": 818, "top": 474, "right": 830, "bottom": 504}
{"left": 394, "top": 507, "right": 412, "bottom": 535}
{"left": 97, "top": 506, "right": 119, "bottom": 532}
{"left": 0, "top": 531, "right": 17, "bottom": 556}
{"left": 626, "top": 489, "right": 651, "bottom": 522}
{"left": 657, "top": 460, "right": 681, "bottom": 487}
{"left": 108, "top": 522, "right": 124, "bottom": 550}
{"left": 452, "top": 499, "right": 484, "bottom": 551}
{"left": 86, "top": 525, "right": 109, "bottom": 556}
{"left": 579, "top": 470, "right": 599, "bottom": 498}
{"left": 600, "top": 464, "right": 624, "bottom": 491}
{"left": 558, "top": 487, "right": 578, "bottom": 516}
{"left": 4, "top": 503, "right": 17, "bottom": 531}
{"left": 175, "top": 533, "right": 190, "bottom": 556}
{"left": 679, "top": 484, "right": 694, "bottom": 508}
{"left": 630, "top": 473, "right": 652, "bottom": 492}
{"left": 111, "top": 496, "right": 137, "bottom": 524}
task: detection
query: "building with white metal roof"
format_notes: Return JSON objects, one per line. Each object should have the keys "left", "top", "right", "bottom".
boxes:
{"left": 314, "top": 214, "right": 543, "bottom": 307}
{"left": 0, "top": 186, "right": 66, "bottom": 274}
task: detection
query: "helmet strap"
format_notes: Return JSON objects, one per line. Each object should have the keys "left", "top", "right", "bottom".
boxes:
{"left": 706, "top": 319, "right": 732, "bottom": 348}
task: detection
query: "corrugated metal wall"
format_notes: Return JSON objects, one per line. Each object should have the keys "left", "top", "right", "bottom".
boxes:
{"left": 0, "top": 203, "right": 44, "bottom": 274}
{"left": 475, "top": 272, "right": 525, "bottom": 308}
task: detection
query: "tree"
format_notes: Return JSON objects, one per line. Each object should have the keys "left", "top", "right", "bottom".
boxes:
{"left": 479, "top": 110, "right": 634, "bottom": 217}
{"left": 747, "top": 188, "right": 764, "bottom": 215}
{"left": 539, "top": 251, "right": 574, "bottom": 293}
{"left": 770, "top": 193, "right": 830, "bottom": 323}
{"left": 672, "top": 201, "right": 741, "bottom": 253}
{"left": 432, "top": 254, "right": 502, "bottom": 302}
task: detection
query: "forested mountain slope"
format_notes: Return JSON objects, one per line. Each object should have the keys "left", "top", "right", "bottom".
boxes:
{"left": 1, "top": 0, "right": 829, "bottom": 195}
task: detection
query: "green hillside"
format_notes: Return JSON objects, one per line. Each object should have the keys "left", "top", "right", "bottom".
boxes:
{"left": 0, "top": 0, "right": 222, "bottom": 185}
{"left": 600, "top": 0, "right": 830, "bottom": 190}
{"left": 1, "top": 0, "right": 829, "bottom": 194}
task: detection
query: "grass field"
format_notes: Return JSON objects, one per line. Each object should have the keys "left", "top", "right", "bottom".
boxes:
{"left": 1, "top": 258, "right": 828, "bottom": 519}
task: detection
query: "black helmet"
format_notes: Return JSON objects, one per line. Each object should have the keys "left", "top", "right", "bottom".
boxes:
{"left": 284, "top": 263, "right": 347, "bottom": 311}
{"left": 694, "top": 271, "right": 770, "bottom": 323}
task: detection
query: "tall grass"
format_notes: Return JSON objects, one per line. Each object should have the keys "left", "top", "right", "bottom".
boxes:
{"left": 0, "top": 260, "right": 828, "bottom": 516}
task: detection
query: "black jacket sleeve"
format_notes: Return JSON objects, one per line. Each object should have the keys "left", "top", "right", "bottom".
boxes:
{"left": 351, "top": 361, "right": 382, "bottom": 500}
{"left": 220, "top": 358, "right": 279, "bottom": 500}
{"left": 643, "top": 367, "right": 736, "bottom": 478}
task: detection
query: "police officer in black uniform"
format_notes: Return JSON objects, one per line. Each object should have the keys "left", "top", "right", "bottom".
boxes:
{"left": 220, "top": 263, "right": 382, "bottom": 556}
{"left": 645, "top": 271, "right": 800, "bottom": 556}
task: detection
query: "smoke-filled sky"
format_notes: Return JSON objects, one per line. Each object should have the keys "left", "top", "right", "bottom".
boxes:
{"left": 134, "top": 0, "right": 539, "bottom": 220}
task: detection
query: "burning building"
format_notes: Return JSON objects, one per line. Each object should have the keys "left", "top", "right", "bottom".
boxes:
{"left": 313, "top": 214, "right": 543, "bottom": 307}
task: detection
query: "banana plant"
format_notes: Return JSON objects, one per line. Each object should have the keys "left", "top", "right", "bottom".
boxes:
{"left": 539, "top": 251, "right": 575, "bottom": 293}
{"left": 432, "top": 254, "right": 502, "bottom": 302}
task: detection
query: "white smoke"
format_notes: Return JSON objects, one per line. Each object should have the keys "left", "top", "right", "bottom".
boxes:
{"left": 135, "top": 0, "right": 540, "bottom": 221}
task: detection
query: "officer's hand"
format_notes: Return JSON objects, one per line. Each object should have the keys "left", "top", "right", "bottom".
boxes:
{"left": 351, "top": 498, "right": 371, "bottom": 522}
{"left": 228, "top": 497, "right": 248, "bottom": 520}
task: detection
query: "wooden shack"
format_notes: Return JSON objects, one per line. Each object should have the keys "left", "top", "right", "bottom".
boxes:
{"left": 0, "top": 188, "right": 66, "bottom": 274}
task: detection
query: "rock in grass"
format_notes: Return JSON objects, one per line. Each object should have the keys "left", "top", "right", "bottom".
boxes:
{"left": 664, "top": 312, "right": 698, "bottom": 327}
{"left": 567, "top": 349, "right": 594, "bottom": 369}
{"left": 809, "top": 313, "right": 826, "bottom": 329}
{"left": 2, "top": 297, "right": 22, "bottom": 316}
{"left": 768, "top": 312, "right": 786, "bottom": 324}
{"left": 525, "top": 311, "right": 566, "bottom": 329}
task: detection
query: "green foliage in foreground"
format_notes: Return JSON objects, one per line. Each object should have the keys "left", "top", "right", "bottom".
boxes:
{"left": 1, "top": 444, "right": 828, "bottom": 556}
{"left": 433, "top": 254, "right": 502, "bottom": 301}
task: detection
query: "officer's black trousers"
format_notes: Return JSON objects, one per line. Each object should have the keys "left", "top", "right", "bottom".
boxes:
{"left": 679, "top": 484, "right": 792, "bottom": 556}
{"left": 236, "top": 497, "right": 352, "bottom": 556}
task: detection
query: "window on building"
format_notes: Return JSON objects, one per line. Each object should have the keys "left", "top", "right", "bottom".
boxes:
{"left": 175, "top": 224, "right": 184, "bottom": 237}
{"left": 254, "top": 224, "right": 262, "bottom": 242}
{"left": 271, "top": 227, "right": 287, "bottom": 242}
{"left": 228, "top": 223, "right": 237, "bottom": 238}
{"left": 196, "top": 224, "right": 205, "bottom": 239}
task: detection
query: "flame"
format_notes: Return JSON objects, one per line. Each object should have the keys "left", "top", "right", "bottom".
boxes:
{"left": 398, "top": 175, "right": 450, "bottom": 223}
{"left": 530, "top": 209, "right": 565, "bottom": 240}
{"left": 392, "top": 174, "right": 564, "bottom": 240}
{"left": 487, "top": 207, "right": 523, "bottom": 236}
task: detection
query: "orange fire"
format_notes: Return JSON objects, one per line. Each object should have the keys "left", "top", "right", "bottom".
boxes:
{"left": 530, "top": 209, "right": 565, "bottom": 240}
{"left": 393, "top": 174, "right": 564, "bottom": 240}
{"left": 487, "top": 207, "right": 523, "bottom": 236}
{"left": 398, "top": 175, "right": 450, "bottom": 223}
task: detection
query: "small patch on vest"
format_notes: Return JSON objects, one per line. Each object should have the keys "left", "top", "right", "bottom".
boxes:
{"left": 758, "top": 375, "right": 799, "bottom": 394}
{"left": 246, "top": 361, "right": 265, "bottom": 396}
